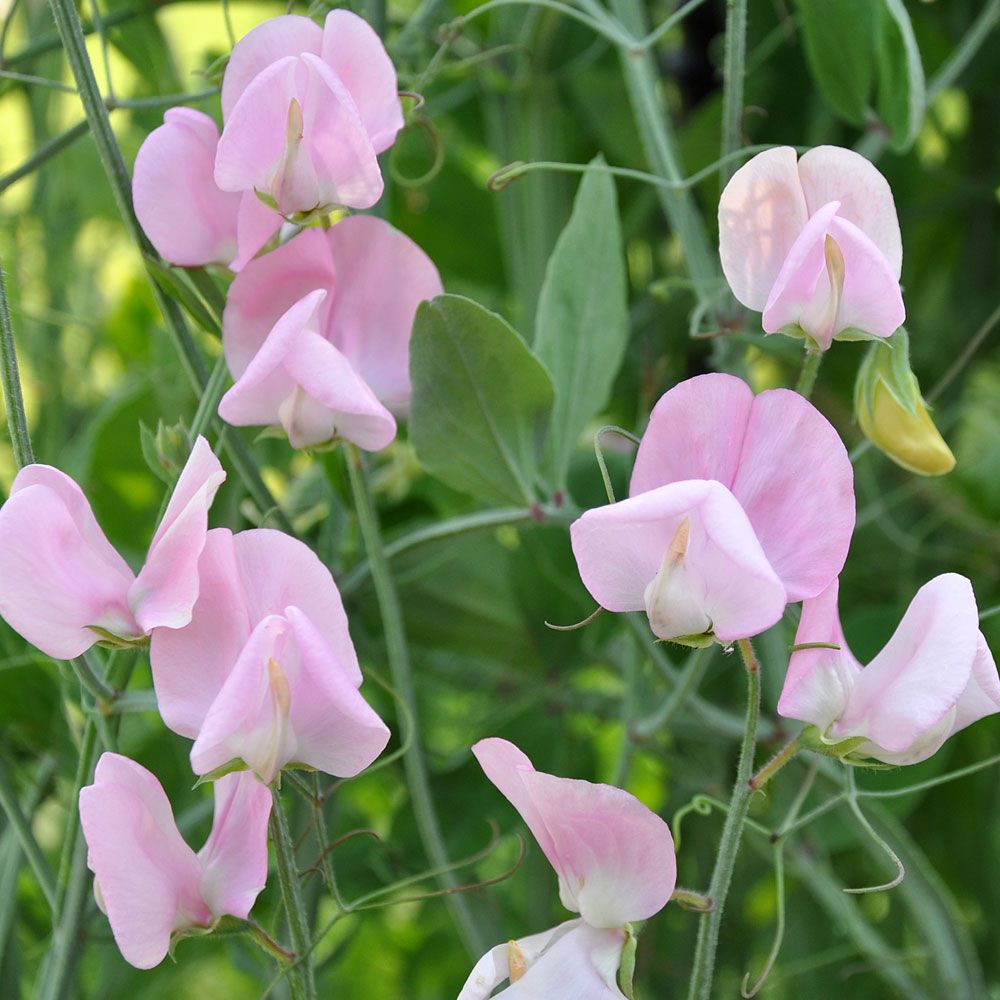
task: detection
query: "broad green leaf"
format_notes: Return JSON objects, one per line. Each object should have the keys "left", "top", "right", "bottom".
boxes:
{"left": 535, "top": 159, "right": 628, "bottom": 489}
{"left": 794, "top": 0, "right": 879, "bottom": 126}
{"left": 409, "top": 294, "right": 555, "bottom": 505}
{"left": 878, "top": 0, "right": 926, "bottom": 151}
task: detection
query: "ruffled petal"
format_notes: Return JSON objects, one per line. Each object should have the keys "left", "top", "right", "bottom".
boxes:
{"left": 472, "top": 738, "right": 675, "bottom": 928}
{"left": 220, "top": 14, "right": 323, "bottom": 120}
{"left": 718, "top": 146, "right": 809, "bottom": 311}
{"left": 197, "top": 771, "right": 272, "bottom": 918}
{"left": 835, "top": 574, "right": 980, "bottom": 756}
{"left": 325, "top": 215, "right": 443, "bottom": 412}
{"left": 570, "top": 480, "right": 786, "bottom": 644}
{"left": 133, "top": 108, "right": 241, "bottom": 267}
{"left": 79, "top": 754, "right": 207, "bottom": 970}
{"left": 796, "top": 145, "right": 902, "bottom": 277}
{"left": 0, "top": 467, "right": 137, "bottom": 658}
{"left": 130, "top": 436, "right": 226, "bottom": 633}
{"left": 321, "top": 10, "right": 404, "bottom": 153}
{"left": 730, "top": 386, "right": 855, "bottom": 602}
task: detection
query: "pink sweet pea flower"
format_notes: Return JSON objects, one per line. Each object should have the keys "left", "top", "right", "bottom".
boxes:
{"left": 570, "top": 373, "right": 854, "bottom": 646}
{"left": 214, "top": 11, "right": 403, "bottom": 219}
{"left": 79, "top": 753, "right": 271, "bottom": 969}
{"left": 459, "top": 738, "right": 675, "bottom": 999}
{"left": 778, "top": 575, "right": 1000, "bottom": 765}
{"left": 218, "top": 216, "right": 442, "bottom": 450}
{"left": 150, "top": 527, "right": 390, "bottom": 784}
{"left": 719, "top": 145, "right": 905, "bottom": 349}
{"left": 0, "top": 437, "right": 225, "bottom": 659}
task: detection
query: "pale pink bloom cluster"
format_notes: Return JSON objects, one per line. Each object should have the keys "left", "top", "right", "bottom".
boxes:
{"left": 719, "top": 146, "right": 905, "bottom": 349}
{"left": 133, "top": 11, "right": 443, "bottom": 452}
{"left": 459, "top": 739, "right": 675, "bottom": 998}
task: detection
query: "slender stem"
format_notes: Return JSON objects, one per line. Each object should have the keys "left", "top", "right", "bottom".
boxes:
{"left": 795, "top": 344, "right": 824, "bottom": 398}
{"left": 0, "top": 119, "right": 91, "bottom": 195}
{"left": 926, "top": 0, "right": 1000, "bottom": 103}
{"left": 638, "top": 0, "right": 711, "bottom": 50}
{"left": 719, "top": 0, "right": 748, "bottom": 187}
{"left": 269, "top": 793, "right": 317, "bottom": 1000}
{"left": 0, "top": 262, "right": 35, "bottom": 467}
{"left": 607, "top": 0, "right": 718, "bottom": 305}
{"left": 926, "top": 299, "right": 1000, "bottom": 403}
{"left": 344, "top": 446, "right": 486, "bottom": 958}
{"left": 634, "top": 646, "right": 711, "bottom": 738}
{"left": 0, "top": 759, "right": 56, "bottom": 910}
{"left": 454, "top": 0, "right": 632, "bottom": 47}
{"left": 686, "top": 638, "right": 761, "bottom": 1000}
{"left": 749, "top": 733, "right": 802, "bottom": 791}
{"left": 73, "top": 649, "right": 117, "bottom": 704}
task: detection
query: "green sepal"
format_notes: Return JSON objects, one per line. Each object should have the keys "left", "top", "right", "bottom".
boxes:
{"left": 192, "top": 758, "right": 250, "bottom": 787}
{"left": 617, "top": 923, "right": 638, "bottom": 1000}
{"left": 88, "top": 626, "right": 150, "bottom": 651}
{"left": 799, "top": 726, "right": 897, "bottom": 769}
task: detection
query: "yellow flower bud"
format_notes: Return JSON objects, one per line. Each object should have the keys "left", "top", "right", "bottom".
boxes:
{"left": 854, "top": 328, "right": 955, "bottom": 477}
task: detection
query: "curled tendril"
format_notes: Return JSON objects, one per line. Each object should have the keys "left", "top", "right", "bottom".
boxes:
{"left": 544, "top": 605, "right": 604, "bottom": 631}
{"left": 843, "top": 773, "right": 905, "bottom": 894}
{"left": 741, "top": 845, "right": 786, "bottom": 997}
{"left": 389, "top": 116, "right": 445, "bottom": 188}
{"left": 593, "top": 424, "right": 640, "bottom": 504}
{"left": 671, "top": 794, "right": 720, "bottom": 853}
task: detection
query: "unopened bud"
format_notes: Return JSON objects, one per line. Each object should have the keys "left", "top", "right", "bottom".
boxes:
{"left": 140, "top": 419, "right": 191, "bottom": 485}
{"left": 854, "top": 328, "right": 955, "bottom": 476}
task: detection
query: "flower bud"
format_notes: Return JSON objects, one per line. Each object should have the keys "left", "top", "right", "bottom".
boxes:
{"left": 854, "top": 328, "right": 955, "bottom": 476}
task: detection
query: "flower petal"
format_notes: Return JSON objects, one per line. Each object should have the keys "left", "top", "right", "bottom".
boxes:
{"left": 133, "top": 108, "right": 241, "bottom": 267}
{"left": 570, "top": 480, "right": 786, "bottom": 644}
{"left": 220, "top": 14, "right": 323, "bottom": 120}
{"left": 232, "top": 191, "right": 283, "bottom": 272}
{"left": 321, "top": 10, "right": 404, "bottom": 153}
{"left": 472, "top": 738, "right": 675, "bottom": 928}
{"left": 629, "top": 373, "right": 753, "bottom": 498}
{"left": 718, "top": 146, "right": 809, "bottom": 311}
{"left": 836, "top": 574, "right": 980, "bottom": 755}
{"left": 130, "top": 436, "right": 226, "bottom": 633}
{"left": 325, "top": 215, "right": 443, "bottom": 413}
{"left": 777, "top": 579, "right": 861, "bottom": 731}
{"left": 197, "top": 771, "right": 272, "bottom": 918}
{"left": 284, "top": 606, "right": 390, "bottom": 776}
{"left": 796, "top": 145, "right": 902, "bottom": 277}
{"left": 0, "top": 467, "right": 137, "bottom": 658}
{"left": 79, "top": 754, "right": 206, "bottom": 969}
{"left": 730, "top": 386, "right": 855, "bottom": 602}
{"left": 826, "top": 215, "right": 905, "bottom": 340}
{"left": 949, "top": 633, "right": 1000, "bottom": 736}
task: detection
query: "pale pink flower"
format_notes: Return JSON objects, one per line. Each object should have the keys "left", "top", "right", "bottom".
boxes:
{"left": 215, "top": 11, "right": 403, "bottom": 219}
{"left": 571, "top": 373, "right": 854, "bottom": 645}
{"left": 459, "top": 738, "right": 675, "bottom": 999}
{"left": 719, "top": 145, "right": 904, "bottom": 349}
{"left": 79, "top": 753, "right": 271, "bottom": 969}
{"left": 0, "top": 437, "right": 225, "bottom": 659}
{"left": 150, "top": 527, "right": 389, "bottom": 784}
{"left": 219, "top": 217, "right": 442, "bottom": 450}
{"left": 778, "top": 575, "right": 1000, "bottom": 765}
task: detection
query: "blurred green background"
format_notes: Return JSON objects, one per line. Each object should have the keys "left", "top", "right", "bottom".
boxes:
{"left": 1, "top": 0, "right": 1000, "bottom": 997}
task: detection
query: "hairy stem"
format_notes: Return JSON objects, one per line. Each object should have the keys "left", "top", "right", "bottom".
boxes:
{"left": 719, "top": 0, "right": 748, "bottom": 187}
{"left": 795, "top": 344, "right": 824, "bottom": 398}
{"left": 686, "top": 638, "right": 761, "bottom": 1000}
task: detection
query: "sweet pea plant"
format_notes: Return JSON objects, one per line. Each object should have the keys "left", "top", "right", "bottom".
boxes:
{"left": 1, "top": 1, "right": 999, "bottom": 998}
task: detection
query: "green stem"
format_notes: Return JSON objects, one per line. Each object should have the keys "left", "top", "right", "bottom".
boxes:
{"left": 749, "top": 733, "right": 802, "bottom": 791}
{"left": 0, "top": 759, "right": 56, "bottom": 910}
{"left": 686, "top": 638, "right": 761, "bottom": 1000}
{"left": 269, "top": 792, "right": 317, "bottom": 1000}
{"left": 607, "top": 0, "right": 718, "bottom": 305}
{"left": 0, "top": 119, "right": 90, "bottom": 195}
{"left": 926, "top": 0, "right": 1000, "bottom": 103}
{"left": 344, "top": 446, "right": 486, "bottom": 958}
{"left": 795, "top": 344, "right": 824, "bottom": 398}
{"left": 634, "top": 646, "right": 711, "bottom": 738}
{"left": 0, "top": 262, "right": 35, "bottom": 467}
{"left": 719, "top": 0, "right": 748, "bottom": 187}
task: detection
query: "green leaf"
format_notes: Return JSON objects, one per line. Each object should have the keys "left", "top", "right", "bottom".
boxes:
{"left": 878, "top": 0, "right": 926, "bottom": 151}
{"left": 535, "top": 159, "right": 628, "bottom": 489}
{"left": 409, "top": 295, "right": 555, "bottom": 506}
{"left": 794, "top": 0, "right": 879, "bottom": 126}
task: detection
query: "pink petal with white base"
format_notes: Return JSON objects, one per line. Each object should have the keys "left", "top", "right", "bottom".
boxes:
{"left": 80, "top": 754, "right": 209, "bottom": 969}
{"left": 718, "top": 146, "right": 809, "bottom": 311}
{"left": 796, "top": 145, "right": 902, "bottom": 276}
{"left": 570, "top": 480, "right": 786, "bottom": 644}
{"left": 459, "top": 920, "right": 626, "bottom": 1000}
{"left": 220, "top": 14, "right": 323, "bottom": 119}
{"left": 129, "top": 436, "right": 226, "bottom": 633}
{"left": 0, "top": 466, "right": 137, "bottom": 658}
{"left": 232, "top": 191, "right": 284, "bottom": 272}
{"left": 321, "top": 10, "right": 404, "bottom": 153}
{"left": 133, "top": 108, "right": 241, "bottom": 267}
{"left": 473, "top": 738, "right": 675, "bottom": 928}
